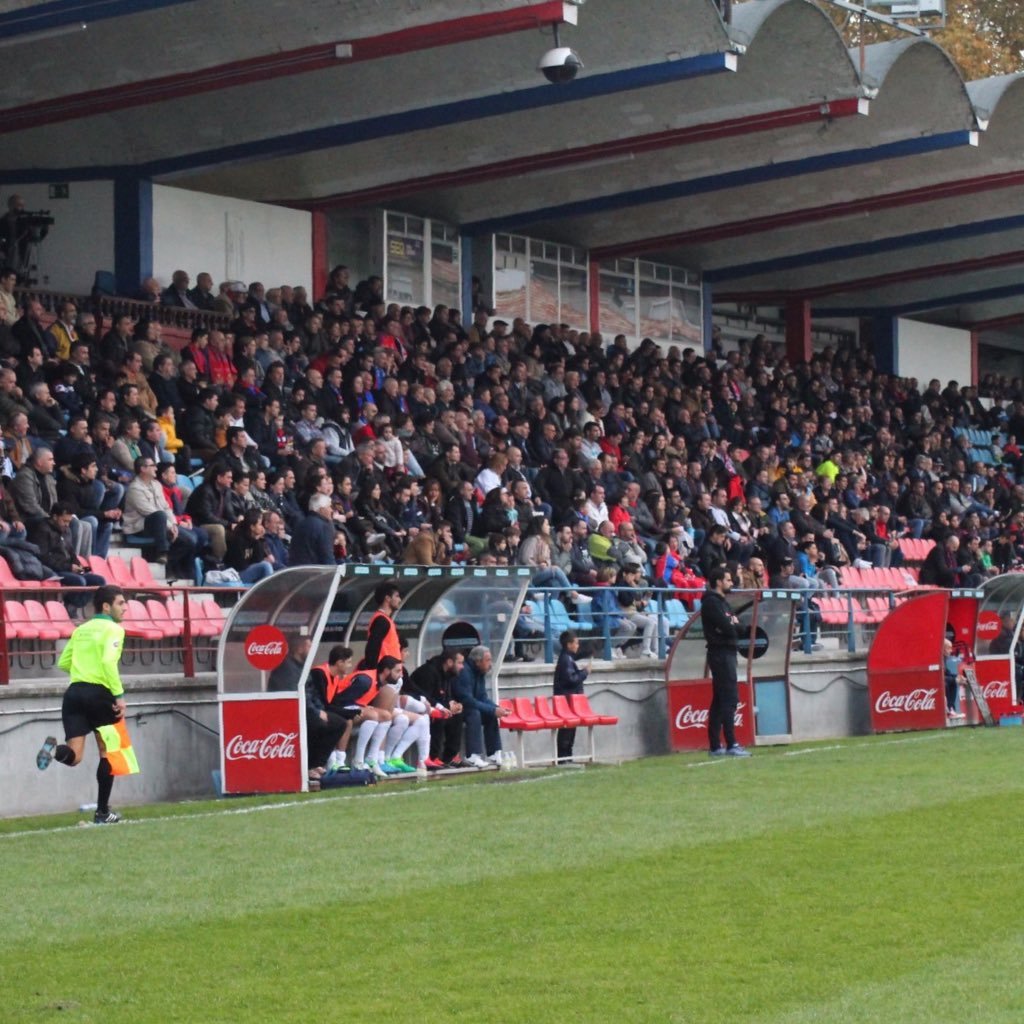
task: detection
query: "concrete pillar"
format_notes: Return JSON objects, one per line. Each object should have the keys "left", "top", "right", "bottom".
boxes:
{"left": 785, "top": 297, "right": 812, "bottom": 364}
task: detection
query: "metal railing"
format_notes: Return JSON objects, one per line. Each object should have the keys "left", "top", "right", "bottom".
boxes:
{"left": 0, "top": 584, "right": 242, "bottom": 684}
{"left": 510, "top": 584, "right": 922, "bottom": 665}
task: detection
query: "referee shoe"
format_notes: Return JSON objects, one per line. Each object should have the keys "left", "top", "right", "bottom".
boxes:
{"left": 93, "top": 810, "right": 122, "bottom": 824}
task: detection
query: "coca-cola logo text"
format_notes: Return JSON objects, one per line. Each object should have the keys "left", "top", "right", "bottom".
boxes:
{"left": 976, "top": 615, "right": 1001, "bottom": 639}
{"left": 675, "top": 702, "right": 746, "bottom": 730}
{"left": 983, "top": 680, "right": 1010, "bottom": 700}
{"left": 225, "top": 731, "right": 298, "bottom": 761}
{"left": 874, "top": 689, "right": 937, "bottom": 714}
{"left": 244, "top": 625, "right": 288, "bottom": 671}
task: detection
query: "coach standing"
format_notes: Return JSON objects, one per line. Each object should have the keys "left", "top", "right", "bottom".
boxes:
{"left": 701, "top": 566, "right": 751, "bottom": 758}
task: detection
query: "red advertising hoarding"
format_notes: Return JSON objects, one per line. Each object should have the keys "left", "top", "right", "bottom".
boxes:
{"left": 666, "top": 678, "right": 755, "bottom": 751}
{"left": 221, "top": 697, "right": 304, "bottom": 794}
{"left": 867, "top": 590, "right": 948, "bottom": 733}
{"left": 971, "top": 658, "right": 1014, "bottom": 723}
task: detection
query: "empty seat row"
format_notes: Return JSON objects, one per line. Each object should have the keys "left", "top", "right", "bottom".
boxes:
{"left": 841, "top": 566, "right": 919, "bottom": 590}
{"left": 954, "top": 427, "right": 993, "bottom": 447}
{"left": 498, "top": 694, "right": 618, "bottom": 766}
{"left": 897, "top": 538, "right": 935, "bottom": 562}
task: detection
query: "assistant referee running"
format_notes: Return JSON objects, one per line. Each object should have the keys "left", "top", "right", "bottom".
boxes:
{"left": 53, "top": 584, "right": 139, "bottom": 824}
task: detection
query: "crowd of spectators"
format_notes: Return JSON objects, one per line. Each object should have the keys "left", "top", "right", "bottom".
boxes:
{"left": 0, "top": 257, "right": 1020, "bottom": 633}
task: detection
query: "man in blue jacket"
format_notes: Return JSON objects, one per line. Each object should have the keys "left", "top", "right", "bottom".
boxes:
{"left": 289, "top": 492, "right": 335, "bottom": 566}
{"left": 453, "top": 645, "right": 510, "bottom": 768}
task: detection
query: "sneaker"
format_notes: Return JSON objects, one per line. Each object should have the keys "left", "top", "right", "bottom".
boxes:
{"left": 36, "top": 736, "right": 57, "bottom": 771}
{"left": 709, "top": 748, "right": 728, "bottom": 757}
{"left": 325, "top": 750, "right": 345, "bottom": 772}
{"left": 573, "top": 593, "right": 593, "bottom": 604}
{"left": 445, "top": 755, "right": 465, "bottom": 769}
{"left": 364, "top": 759, "right": 389, "bottom": 778}
{"left": 487, "top": 751, "right": 504, "bottom": 766}
{"left": 93, "top": 809, "right": 122, "bottom": 824}
{"left": 387, "top": 757, "right": 416, "bottom": 774}
{"left": 726, "top": 745, "right": 752, "bottom": 758}
{"left": 641, "top": 650, "right": 657, "bottom": 658}
{"left": 424, "top": 757, "right": 444, "bottom": 770}
{"left": 611, "top": 648, "right": 626, "bottom": 660}
{"left": 464, "top": 753, "right": 489, "bottom": 769}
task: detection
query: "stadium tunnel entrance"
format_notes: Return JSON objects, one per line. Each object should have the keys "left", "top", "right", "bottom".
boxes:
{"left": 216, "top": 564, "right": 531, "bottom": 794}
{"left": 665, "top": 590, "right": 801, "bottom": 750}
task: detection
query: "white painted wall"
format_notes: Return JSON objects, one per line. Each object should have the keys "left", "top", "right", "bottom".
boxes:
{"left": 151, "top": 184, "right": 312, "bottom": 294}
{"left": 897, "top": 318, "right": 972, "bottom": 386}
{"left": 2, "top": 180, "right": 115, "bottom": 294}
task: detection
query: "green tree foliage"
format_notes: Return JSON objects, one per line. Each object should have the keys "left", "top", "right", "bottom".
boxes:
{"left": 828, "top": 0, "right": 1024, "bottom": 80}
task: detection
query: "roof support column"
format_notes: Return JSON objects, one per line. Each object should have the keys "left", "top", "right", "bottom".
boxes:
{"left": 113, "top": 174, "right": 152, "bottom": 297}
{"left": 589, "top": 258, "right": 600, "bottom": 335}
{"left": 311, "top": 210, "right": 328, "bottom": 301}
{"left": 460, "top": 234, "right": 474, "bottom": 320}
{"left": 785, "top": 297, "right": 812, "bottom": 364}
{"left": 970, "top": 329, "right": 979, "bottom": 387}
{"left": 870, "top": 315, "right": 898, "bottom": 375}
{"left": 702, "top": 281, "right": 714, "bottom": 354}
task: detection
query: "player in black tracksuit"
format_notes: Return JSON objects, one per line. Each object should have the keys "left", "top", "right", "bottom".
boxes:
{"left": 701, "top": 566, "right": 750, "bottom": 757}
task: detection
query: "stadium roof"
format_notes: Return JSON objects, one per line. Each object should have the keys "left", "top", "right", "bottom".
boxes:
{"left": 4, "top": 0, "right": 1024, "bottom": 334}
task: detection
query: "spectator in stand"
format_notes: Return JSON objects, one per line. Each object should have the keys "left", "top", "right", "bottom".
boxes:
{"left": 224, "top": 508, "right": 275, "bottom": 583}
{"left": 185, "top": 463, "right": 235, "bottom": 561}
{"left": 161, "top": 270, "right": 197, "bottom": 309}
{"left": 44, "top": 299, "right": 78, "bottom": 361}
{"left": 58, "top": 453, "right": 121, "bottom": 559}
{"left": 261, "top": 510, "right": 290, "bottom": 568}
{"left": 189, "top": 272, "right": 217, "bottom": 311}
{"left": 31, "top": 502, "right": 105, "bottom": 607}
{"left": 13, "top": 299, "right": 47, "bottom": 360}
{"left": 123, "top": 456, "right": 197, "bottom": 574}
{"left": 289, "top": 492, "right": 336, "bottom": 567}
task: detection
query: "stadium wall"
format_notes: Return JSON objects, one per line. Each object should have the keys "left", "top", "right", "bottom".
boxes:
{"left": 897, "top": 319, "right": 972, "bottom": 386}
{"left": 1, "top": 180, "right": 115, "bottom": 296}
{"left": 1, "top": 653, "right": 871, "bottom": 818}
{"left": 151, "top": 184, "right": 313, "bottom": 294}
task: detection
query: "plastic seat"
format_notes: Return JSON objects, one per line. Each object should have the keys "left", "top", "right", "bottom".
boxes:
{"left": 121, "top": 600, "right": 164, "bottom": 640}
{"left": 169, "top": 597, "right": 218, "bottom": 637}
{"left": 554, "top": 693, "right": 597, "bottom": 725}
{"left": 569, "top": 693, "right": 618, "bottom": 726}
{"left": 42, "top": 600, "right": 76, "bottom": 639}
{"left": 841, "top": 567, "right": 864, "bottom": 589}
{"left": 815, "top": 596, "right": 849, "bottom": 626}
{"left": 866, "top": 597, "right": 890, "bottom": 623}
{"left": 197, "top": 600, "right": 228, "bottom": 632}
{"left": 88, "top": 555, "right": 111, "bottom": 578}
{"left": 535, "top": 695, "right": 581, "bottom": 728}
{"left": 0, "top": 557, "right": 30, "bottom": 590}
{"left": 512, "top": 697, "right": 551, "bottom": 731}
{"left": 497, "top": 698, "right": 527, "bottom": 730}
{"left": 147, "top": 599, "right": 184, "bottom": 638}
{"left": 664, "top": 597, "right": 689, "bottom": 630}
{"left": 5, "top": 599, "right": 60, "bottom": 640}
{"left": 23, "top": 599, "right": 72, "bottom": 639}
{"left": 131, "top": 556, "right": 159, "bottom": 588}
{"left": 105, "top": 555, "right": 135, "bottom": 589}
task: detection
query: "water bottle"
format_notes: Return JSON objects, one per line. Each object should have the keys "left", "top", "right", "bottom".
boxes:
{"left": 79, "top": 802, "right": 97, "bottom": 812}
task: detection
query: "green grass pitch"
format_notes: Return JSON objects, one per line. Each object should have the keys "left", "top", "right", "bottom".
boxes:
{"left": 4, "top": 728, "right": 1023, "bottom": 1023}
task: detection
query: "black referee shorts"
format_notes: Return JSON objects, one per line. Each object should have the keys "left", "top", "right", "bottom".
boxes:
{"left": 62, "top": 682, "right": 120, "bottom": 741}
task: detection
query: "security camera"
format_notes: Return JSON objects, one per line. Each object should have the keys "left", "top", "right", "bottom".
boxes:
{"left": 538, "top": 45, "right": 583, "bottom": 84}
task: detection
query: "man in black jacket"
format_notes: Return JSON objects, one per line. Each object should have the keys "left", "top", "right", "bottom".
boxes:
{"left": 408, "top": 648, "right": 465, "bottom": 768}
{"left": 700, "top": 566, "right": 750, "bottom": 757}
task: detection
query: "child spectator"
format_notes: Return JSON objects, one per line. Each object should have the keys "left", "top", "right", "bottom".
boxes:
{"left": 554, "top": 630, "right": 589, "bottom": 761}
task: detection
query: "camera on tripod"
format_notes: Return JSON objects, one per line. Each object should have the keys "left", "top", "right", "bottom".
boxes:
{"left": 17, "top": 210, "right": 54, "bottom": 242}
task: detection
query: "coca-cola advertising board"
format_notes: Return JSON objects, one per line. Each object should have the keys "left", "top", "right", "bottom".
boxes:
{"left": 972, "top": 658, "right": 1015, "bottom": 722}
{"left": 666, "top": 679, "right": 755, "bottom": 751}
{"left": 868, "top": 670, "right": 945, "bottom": 733}
{"left": 221, "top": 697, "right": 304, "bottom": 794}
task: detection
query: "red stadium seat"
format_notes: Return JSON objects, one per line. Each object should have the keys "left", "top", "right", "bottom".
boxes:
{"left": 5, "top": 599, "right": 61, "bottom": 640}
{"left": 121, "top": 600, "right": 164, "bottom": 641}
{"left": 569, "top": 693, "right": 618, "bottom": 726}
{"left": 554, "top": 693, "right": 597, "bottom": 726}
{"left": 105, "top": 555, "right": 135, "bottom": 589}
{"left": 42, "top": 600, "right": 76, "bottom": 639}
{"left": 131, "top": 557, "right": 159, "bottom": 588}
{"left": 534, "top": 695, "right": 581, "bottom": 729}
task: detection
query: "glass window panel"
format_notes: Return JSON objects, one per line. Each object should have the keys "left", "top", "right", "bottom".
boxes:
{"left": 529, "top": 259, "right": 560, "bottom": 324}
{"left": 637, "top": 275, "right": 672, "bottom": 343}
{"left": 559, "top": 264, "right": 588, "bottom": 330}
{"left": 598, "top": 265, "right": 637, "bottom": 342}
{"left": 494, "top": 239, "right": 528, "bottom": 321}
{"left": 385, "top": 214, "right": 424, "bottom": 307}
{"left": 430, "top": 235, "right": 461, "bottom": 311}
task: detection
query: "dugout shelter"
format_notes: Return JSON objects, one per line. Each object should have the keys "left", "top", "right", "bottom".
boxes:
{"left": 216, "top": 564, "right": 531, "bottom": 794}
